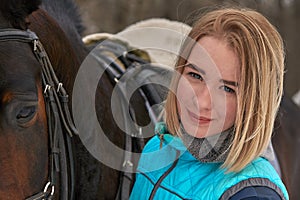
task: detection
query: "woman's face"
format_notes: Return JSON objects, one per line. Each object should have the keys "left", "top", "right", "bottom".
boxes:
{"left": 176, "top": 36, "right": 240, "bottom": 138}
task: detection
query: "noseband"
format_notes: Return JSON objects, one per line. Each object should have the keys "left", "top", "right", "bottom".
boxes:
{"left": 0, "top": 29, "right": 77, "bottom": 200}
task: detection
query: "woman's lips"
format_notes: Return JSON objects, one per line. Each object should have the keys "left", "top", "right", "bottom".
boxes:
{"left": 187, "top": 109, "right": 212, "bottom": 125}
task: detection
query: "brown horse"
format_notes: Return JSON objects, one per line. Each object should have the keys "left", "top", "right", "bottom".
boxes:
{"left": 0, "top": 1, "right": 48, "bottom": 199}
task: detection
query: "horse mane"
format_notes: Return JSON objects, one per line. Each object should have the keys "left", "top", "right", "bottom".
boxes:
{"left": 40, "top": 0, "right": 85, "bottom": 36}
{"left": 0, "top": 0, "right": 41, "bottom": 29}
{"left": 38, "top": 0, "right": 88, "bottom": 64}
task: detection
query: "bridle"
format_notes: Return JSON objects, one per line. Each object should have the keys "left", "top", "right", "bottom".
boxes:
{"left": 0, "top": 28, "right": 77, "bottom": 199}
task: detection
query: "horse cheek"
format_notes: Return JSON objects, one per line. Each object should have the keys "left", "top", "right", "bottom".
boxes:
{"left": 0, "top": 134, "right": 22, "bottom": 199}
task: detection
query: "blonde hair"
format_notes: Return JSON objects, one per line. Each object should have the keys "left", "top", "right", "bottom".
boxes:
{"left": 165, "top": 7, "right": 285, "bottom": 172}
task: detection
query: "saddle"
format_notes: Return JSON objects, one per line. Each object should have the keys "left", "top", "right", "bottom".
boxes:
{"left": 84, "top": 35, "right": 173, "bottom": 199}
{"left": 84, "top": 34, "right": 172, "bottom": 120}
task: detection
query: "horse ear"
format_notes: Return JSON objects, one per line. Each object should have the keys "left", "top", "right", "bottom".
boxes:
{"left": 0, "top": 0, "right": 41, "bottom": 29}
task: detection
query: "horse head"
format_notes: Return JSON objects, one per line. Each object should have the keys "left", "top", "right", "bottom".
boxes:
{"left": 0, "top": 0, "right": 87, "bottom": 198}
{"left": 0, "top": 0, "right": 49, "bottom": 199}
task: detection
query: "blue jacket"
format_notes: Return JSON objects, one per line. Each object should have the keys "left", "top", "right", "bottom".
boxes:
{"left": 130, "top": 123, "right": 289, "bottom": 200}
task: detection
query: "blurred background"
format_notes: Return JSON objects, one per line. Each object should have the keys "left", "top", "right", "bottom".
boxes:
{"left": 74, "top": 0, "right": 299, "bottom": 99}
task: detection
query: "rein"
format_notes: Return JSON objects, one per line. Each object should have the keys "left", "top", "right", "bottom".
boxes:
{"left": 0, "top": 29, "right": 77, "bottom": 200}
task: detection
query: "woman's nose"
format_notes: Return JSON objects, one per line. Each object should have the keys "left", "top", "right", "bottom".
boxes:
{"left": 192, "top": 84, "right": 212, "bottom": 111}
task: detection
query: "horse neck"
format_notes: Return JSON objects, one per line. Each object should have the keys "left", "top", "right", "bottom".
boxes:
{"left": 28, "top": 8, "right": 88, "bottom": 98}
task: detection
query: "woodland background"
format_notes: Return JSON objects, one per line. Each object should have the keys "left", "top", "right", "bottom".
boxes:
{"left": 74, "top": 0, "right": 300, "bottom": 98}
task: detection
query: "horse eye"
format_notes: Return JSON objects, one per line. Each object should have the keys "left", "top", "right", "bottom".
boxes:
{"left": 16, "top": 105, "right": 37, "bottom": 123}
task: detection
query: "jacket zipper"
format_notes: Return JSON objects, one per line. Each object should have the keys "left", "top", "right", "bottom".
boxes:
{"left": 148, "top": 150, "right": 180, "bottom": 200}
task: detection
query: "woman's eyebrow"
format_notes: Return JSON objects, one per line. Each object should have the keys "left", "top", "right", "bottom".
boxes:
{"left": 186, "top": 63, "right": 238, "bottom": 86}
{"left": 186, "top": 63, "right": 206, "bottom": 75}
{"left": 220, "top": 79, "right": 239, "bottom": 87}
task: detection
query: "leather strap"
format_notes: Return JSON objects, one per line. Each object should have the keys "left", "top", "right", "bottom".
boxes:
{"left": 33, "top": 30, "right": 77, "bottom": 200}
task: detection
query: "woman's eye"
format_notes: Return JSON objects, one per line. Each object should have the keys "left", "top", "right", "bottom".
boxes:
{"left": 188, "top": 72, "right": 203, "bottom": 80}
{"left": 220, "top": 86, "right": 235, "bottom": 94}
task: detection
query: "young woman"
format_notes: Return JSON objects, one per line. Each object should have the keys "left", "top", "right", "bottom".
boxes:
{"left": 130, "top": 7, "right": 289, "bottom": 200}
